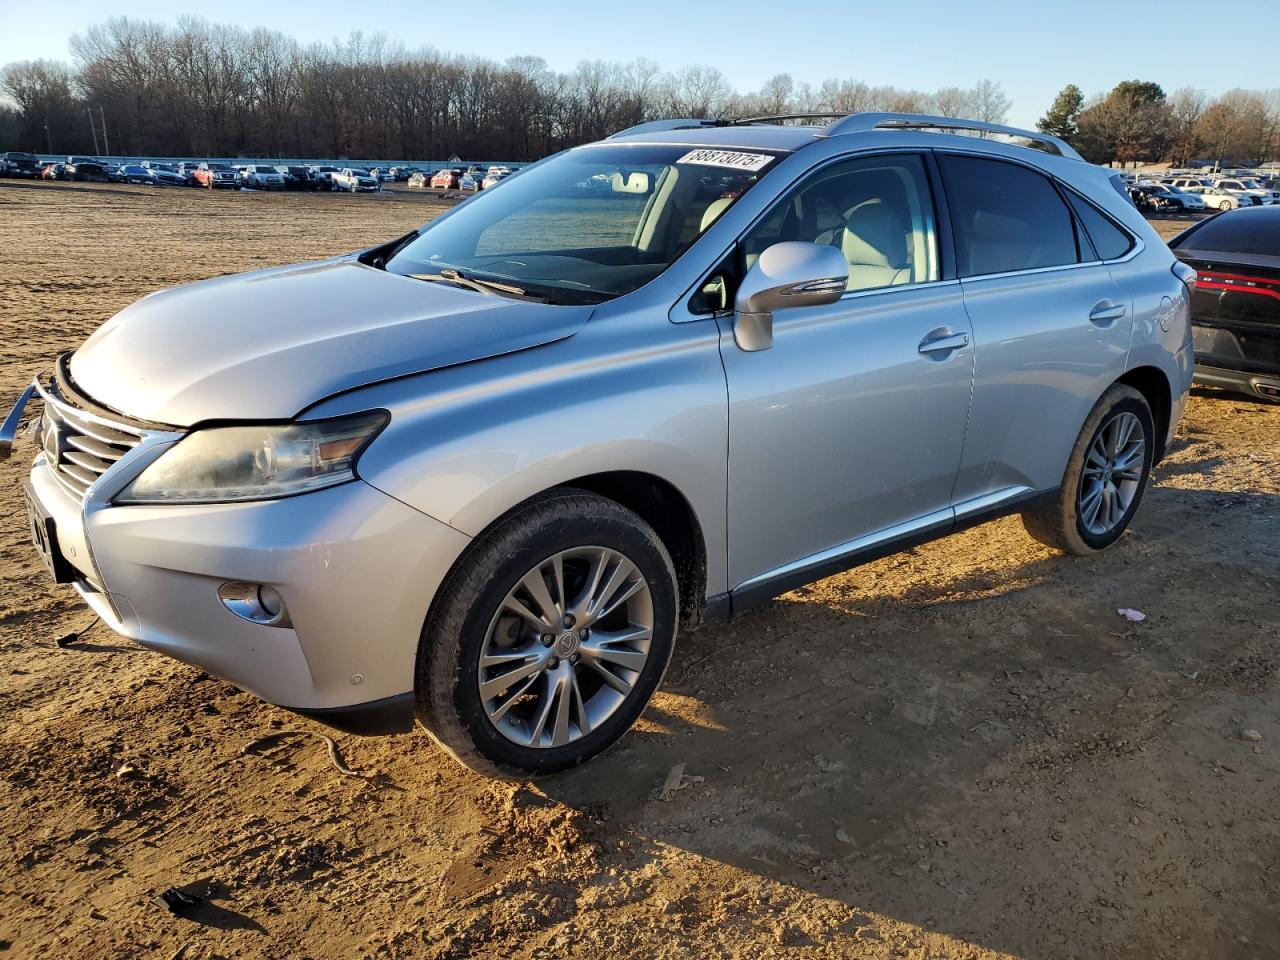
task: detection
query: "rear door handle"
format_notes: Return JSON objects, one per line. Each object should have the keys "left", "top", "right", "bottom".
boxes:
{"left": 1089, "top": 300, "right": 1127, "bottom": 326}
{"left": 918, "top": 331, "right": 970, "bottom": 355}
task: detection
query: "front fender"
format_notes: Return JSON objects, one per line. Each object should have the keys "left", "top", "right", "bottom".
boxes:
{"left": 308, "top": 313, "right": 731, "bottom": 596}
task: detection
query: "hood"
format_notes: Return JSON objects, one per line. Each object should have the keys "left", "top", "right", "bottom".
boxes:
{"left": 70, "top": 259, "right": 591, "bottom": 426}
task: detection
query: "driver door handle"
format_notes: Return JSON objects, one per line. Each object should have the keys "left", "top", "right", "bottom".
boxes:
{"left": 917, "top": 331, "right": 970, "bottom": 355}
{"left": 1089, "top": 300, "right": 1127, "bottom": 326}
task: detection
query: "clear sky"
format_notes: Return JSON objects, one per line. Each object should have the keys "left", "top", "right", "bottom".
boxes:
{"left": 1, "top": 0, "right": 1275, "bottom": 128}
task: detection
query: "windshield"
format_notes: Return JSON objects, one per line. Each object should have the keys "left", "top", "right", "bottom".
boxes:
{"left": 387, "top": 144, "right": 783, "bottom": 303}
{"left": 1238, "top": 179, "right": 1261, "bottom": 188}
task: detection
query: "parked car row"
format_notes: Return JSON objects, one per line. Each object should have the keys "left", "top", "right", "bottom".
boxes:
{"left": 12, "top": 154, "right": 519, "bottom": 195}
{"left": 409, "top": 165, "right": 511, "bottom": 192}
{"left": 1131, "top": 175, "right": 1280, "bottom": 212}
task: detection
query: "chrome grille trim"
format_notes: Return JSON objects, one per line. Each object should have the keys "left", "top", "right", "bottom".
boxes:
{"left": 33, "top": 373, "right": 150, "bottom": 504}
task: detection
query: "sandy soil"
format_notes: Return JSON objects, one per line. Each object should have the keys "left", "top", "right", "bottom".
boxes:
{"left": 1, "top": 182, "right": 1277, "bottom": 960}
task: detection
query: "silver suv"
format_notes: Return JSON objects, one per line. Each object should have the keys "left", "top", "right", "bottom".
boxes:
{"left": 5, "top": 113, "right": 1193, "bottom": 776}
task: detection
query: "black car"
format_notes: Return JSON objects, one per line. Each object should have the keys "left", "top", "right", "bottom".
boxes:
{"left": 65, "top": 161, "right": 113, "bottom": 183}
{"left": 1128, "top": 183, "right": 1183, "bottom": 214}
{"left": 1169, "top": 205, "right": 1280, "bottom": 402}
{"left": 282, "top": 166, "right": 320, "bottom": 191}
{"left": 1, "top": 151, "right": 41, "bottom": 178}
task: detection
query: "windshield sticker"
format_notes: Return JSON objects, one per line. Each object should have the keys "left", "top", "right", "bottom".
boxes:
{"left": 676, "top": 149, "right": 773, "bottom": 172}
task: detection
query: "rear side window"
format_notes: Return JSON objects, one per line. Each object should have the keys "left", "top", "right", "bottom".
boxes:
{"left": 1171, "top": 210, "right": 1278, "bottom": 257}
{"left": 939, "top": 154, "right": 1079, "bottom": 277}
{"left": 1064, "top": 191, "right": 1135, "bottom": 261}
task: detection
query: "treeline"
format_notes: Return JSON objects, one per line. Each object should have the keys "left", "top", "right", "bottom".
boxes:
{"left": 0, "top": 17, "right": 1014, "bottom": 160}
{"left": 1039, "top": 81, "right": 1280, "bottom": 166}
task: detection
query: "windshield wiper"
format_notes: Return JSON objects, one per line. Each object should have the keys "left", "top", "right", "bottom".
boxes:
{"left": 410, "top": 268, "right": 546, "bottom": 302}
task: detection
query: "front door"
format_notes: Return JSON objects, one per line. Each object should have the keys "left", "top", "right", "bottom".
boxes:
{"left": 720, "top": 152, "right": 974, "bottom": 593}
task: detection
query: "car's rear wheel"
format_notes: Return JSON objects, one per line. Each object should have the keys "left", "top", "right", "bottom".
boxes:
{"left": 1022, "top": 384, "right": 1155, "bottom": 555}
{"left": 1219, "top": 200, "right": 1232, "bottom": 211}
{"left": 416, "top": 490, "right": 678, "bottom": 777}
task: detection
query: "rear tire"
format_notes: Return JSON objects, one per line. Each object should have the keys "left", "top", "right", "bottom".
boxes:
{"left": 416, "top": 490, "right": 678, "bottom": 778}
{"left": 1022, "top": 384, "right": 1155, "bottom": 555}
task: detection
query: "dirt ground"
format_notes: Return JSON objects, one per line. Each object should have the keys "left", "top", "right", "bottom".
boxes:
{"left": 1, "top": 181, "right": 1278, "bottom": 960}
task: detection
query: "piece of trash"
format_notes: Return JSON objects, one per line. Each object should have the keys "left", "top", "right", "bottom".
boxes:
{"left": 113, "top": 763, "right": 137, "bottom": 780}
{"left": 835, "top": 828, "right": 856, "bottom": 845}
{"left": 1240, "top": 729, "right": 1263, "bottom": 743}
{"left": 154, "top": 887, "right": 202, "bottom": 915}
{"left": 1117, "top": 608, "right": 1147, "bottom": 623}
{"left": 657, "top": 762, "right": 703, "bottom": 800}
{"left": 240, "top": 730, "right": 367, "bottom": 778}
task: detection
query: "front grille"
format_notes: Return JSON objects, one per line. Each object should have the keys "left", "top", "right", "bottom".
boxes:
{"left": 36, "top": 379, "right": 147, "bottom": 503}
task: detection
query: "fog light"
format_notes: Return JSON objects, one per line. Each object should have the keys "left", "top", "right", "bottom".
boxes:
{"left": 218, "top": 581, "right": 292, "bottom": 628}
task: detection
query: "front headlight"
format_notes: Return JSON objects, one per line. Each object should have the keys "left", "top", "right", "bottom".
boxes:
{"left": 116, "top": 411, "right": 388, "bottom": 505}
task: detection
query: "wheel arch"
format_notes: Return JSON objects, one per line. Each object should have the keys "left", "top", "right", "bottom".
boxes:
{"left": 427, "top": 470, "right": 711, "bottom": 632}
{"left": 1117, "top": 365, "right": 1173, "bottom": 462}
{"left": 562, "top": 471, "right": 709, "bottom": 628}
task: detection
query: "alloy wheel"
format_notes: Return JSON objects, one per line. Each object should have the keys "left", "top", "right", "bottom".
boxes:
{"left": 1078, "top": 411, "right": 1146, "bottom": 536}
{"left": 478, "top": 546, "right": 653, "bottom": 749}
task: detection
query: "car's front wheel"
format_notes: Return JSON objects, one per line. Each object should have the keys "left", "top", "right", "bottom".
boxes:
{"left": 1022, "top": 384, "right": 1155, "bottom": 555}
{"left": 1219, "top": 200, "right": 1233, "bottom": 211}
{"left": 416, "top": 490, "right": 678, "bottom": 777}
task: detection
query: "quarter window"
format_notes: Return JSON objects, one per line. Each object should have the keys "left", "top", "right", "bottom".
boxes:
{"left": 1064, "top": 190, "right": 1134, "bottom": 261}
{"left": 939, "top": 154, "right": 1079, "bottom": 277}
{"left": 741, "top": 153, "right": 940, "bottom": 293}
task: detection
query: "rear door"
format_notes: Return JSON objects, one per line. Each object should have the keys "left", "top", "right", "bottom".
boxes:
{"left": 938, "top": 153, "right": 1133, "bottom": 507}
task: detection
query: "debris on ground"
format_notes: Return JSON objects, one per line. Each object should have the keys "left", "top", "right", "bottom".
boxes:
{"left": 240, "top": 730, "right": 368, "bottom": 778}
{"left": 657, "top": 762, "right": 703, "bottom": 800}
{"left": 154, "top": 887, "right": 202, "bottom": 916}
{"left": 1117, "top": 608, "right": 1147, "bottom": 623}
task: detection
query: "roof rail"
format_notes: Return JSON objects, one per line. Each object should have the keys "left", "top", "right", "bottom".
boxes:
{"left": 728, "top": 113, "right": 853, "bottom": 126}
{"left": 607, "top": 118, "right": 726, "bottom": 139}
{"left": 821, "top": 112, "right": 1083, "bottom": 161}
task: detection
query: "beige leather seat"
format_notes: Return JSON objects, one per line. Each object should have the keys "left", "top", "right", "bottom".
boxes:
{"left": 841, "top": 199, "right": 911, "bottom": 290}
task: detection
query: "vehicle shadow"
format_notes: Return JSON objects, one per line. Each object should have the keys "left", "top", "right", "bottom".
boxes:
{"left": 539, "top": 484, "right": 1280, "bottom": 959}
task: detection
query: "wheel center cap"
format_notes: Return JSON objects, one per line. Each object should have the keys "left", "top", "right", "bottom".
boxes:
{"left": 555, "top": 631, "right": 580, "bottom": 656}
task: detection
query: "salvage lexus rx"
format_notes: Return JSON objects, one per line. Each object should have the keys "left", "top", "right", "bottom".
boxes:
{"left": 4, "top": 113, "right": 1193, "bottom": 776}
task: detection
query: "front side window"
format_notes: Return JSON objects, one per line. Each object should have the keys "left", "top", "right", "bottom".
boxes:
{"left": 741, "top": 153, "right": 940, "bottom": 293}
{"left": 386, "top": 144, "right": 783, "bottom": 304}
{"left": 940, "top": 154, "right": 1079, "bottom": 277}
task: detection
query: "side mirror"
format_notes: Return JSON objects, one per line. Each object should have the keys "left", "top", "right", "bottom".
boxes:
{"left": 733, "top": 242, "right": 849, "bottom": 351}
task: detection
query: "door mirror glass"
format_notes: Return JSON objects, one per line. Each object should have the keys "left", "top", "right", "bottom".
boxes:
{"left": 733, "top": 242, "right": 849, "bottom": 352}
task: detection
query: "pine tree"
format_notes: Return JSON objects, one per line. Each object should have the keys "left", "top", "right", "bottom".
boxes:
{"left": 1037, "top": 84, "right": 1085, "bottom": 140}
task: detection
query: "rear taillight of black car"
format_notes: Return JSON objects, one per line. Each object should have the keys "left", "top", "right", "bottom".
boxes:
{"left": 1194, "top": 269, "right": 1280, "bottom": 303}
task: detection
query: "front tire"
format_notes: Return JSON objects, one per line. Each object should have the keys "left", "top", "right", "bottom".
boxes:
{"left": 416, "top": 490, "right": 678, "bottom": 777}
{"left": 1219, "top": 200, "right": 1232, "bottom": 211}
{"left": 1022, "top": 384, "right": 1155, "bottom": 555}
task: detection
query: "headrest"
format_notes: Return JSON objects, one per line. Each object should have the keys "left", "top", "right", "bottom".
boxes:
{"left": 841, "top": 200, "right": 908, "bottom": 268}
{"left": 700, "top": 196, "right": 734, "bottom": 233}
